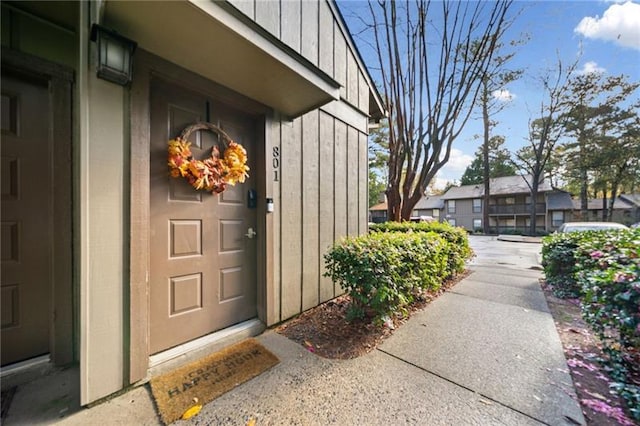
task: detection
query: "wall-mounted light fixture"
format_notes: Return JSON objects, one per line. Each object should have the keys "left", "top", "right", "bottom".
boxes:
{"left": 90, "top": 24, "right": 137, "bottom": 86}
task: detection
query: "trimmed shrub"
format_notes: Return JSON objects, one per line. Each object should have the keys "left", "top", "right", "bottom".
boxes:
{"left": 369, "top": 221, "right": 473, "bottom": 275}
{"left": 324, "top": 231, "right": 450, "bottom": 324}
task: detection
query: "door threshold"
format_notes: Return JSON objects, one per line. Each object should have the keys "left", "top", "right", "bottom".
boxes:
{"left": 1, "top": 355, "right": 52, "bottom": 390}
{"left": 1, "top": 355, "right": 50, "bottom": 378}
{"left": 148, "top": 319, "right": 265, "bottom": 376}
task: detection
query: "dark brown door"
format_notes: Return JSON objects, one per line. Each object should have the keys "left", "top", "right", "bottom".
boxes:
{"left": 149, "top": 79, "right": 258, "bottom": 354}
{"left": 1, "top": 73, "right": 51, "bottom": 365}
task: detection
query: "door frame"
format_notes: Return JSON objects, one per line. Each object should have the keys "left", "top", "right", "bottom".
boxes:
{"left": 129, "top": 50, "right": 269, "bottom": 384}
{"left": 1, "top": 47, "right": 74, "bottom": 366}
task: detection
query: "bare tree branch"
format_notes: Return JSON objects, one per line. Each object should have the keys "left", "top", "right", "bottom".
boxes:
{"left": 368, "top": 0, "right": 516, "bottom": 220}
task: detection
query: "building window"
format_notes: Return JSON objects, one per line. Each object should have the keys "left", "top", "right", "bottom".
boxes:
{"left": 432, "top": 208, "right": 439, "bottom": 218}
{"left": 448, "top": 218, "right": 456, "bottom": 226}
{"left": 473, "top": 219, "right": 482, "bottom": 230}
{"left": 473, "top": 199, "right": 482, "bottom": 213}
{"left": 505, "top": 197, "right": 515, "bottom": 205}
{"left": 448, "top": 200, "right": 456, "bottom": 214}
{"left": 552, "top": 211, "right": 564, "bottom": 227}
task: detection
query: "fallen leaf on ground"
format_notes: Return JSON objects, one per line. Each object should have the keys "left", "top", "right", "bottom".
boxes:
{"left": 182, "top": 401, "right": 202, "bottom": 420}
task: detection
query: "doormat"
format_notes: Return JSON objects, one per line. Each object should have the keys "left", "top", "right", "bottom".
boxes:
{"left": 150, "top": 338, "right": 278, "bottom": 424}
{"left": 1, "top": 386, "right": 17, "bottom": 423}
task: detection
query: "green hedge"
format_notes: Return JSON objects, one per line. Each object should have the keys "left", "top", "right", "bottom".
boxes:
{"left": 541, "top": 231, "right": 586, "bottom": 298}
{"left": 324, "top": 222, "right": 472, "bottom": 324}
{"left": 542, "top": 227, "right": 640, "bottom": 419}
{"left": 369, "top": 221, "right": 473, "bottom": 275}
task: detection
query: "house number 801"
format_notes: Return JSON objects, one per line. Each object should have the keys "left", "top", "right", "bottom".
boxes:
{"left": 272, "top": 146, "right": 280, "bottom": 182}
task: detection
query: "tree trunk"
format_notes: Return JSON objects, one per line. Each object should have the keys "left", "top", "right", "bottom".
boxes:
{"left": 386, "top": 187, "right": 401, "bottom": 222}
{"left": 482, "top": 80, "right": 491, "bottom": 234}
{"left": 608, "top": 189, "right": 617, "bottom": 222}
{"left": 580, "top": 167, "right": 588, "bottom": 220}
{"left": 529, "top": 177, "right": 539, "bottom": 235}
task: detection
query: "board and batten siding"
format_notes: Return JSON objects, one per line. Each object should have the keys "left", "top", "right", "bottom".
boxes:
{"left": 228, "top": 0, "right": 369, "bottom": 112}
{"left": 272, "top": 108, "right": 369, "bottom": 323}
{"left": 227, "top": 0, "right": 375, "bottom": 323}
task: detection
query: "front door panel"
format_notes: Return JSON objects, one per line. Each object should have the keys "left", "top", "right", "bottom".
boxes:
{"left": 1, "top": 74, "right": 51, "bottom": 365}
{"left": 149, "top": 79, "right": 257, "bottom": 354}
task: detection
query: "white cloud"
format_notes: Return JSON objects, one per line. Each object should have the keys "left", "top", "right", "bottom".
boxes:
{"left": 431, "top": 148, "right": 473, "bottom": 189}
{"left": 579, "top": 61, "right": 606, "bottom": 74}
{"left": 492, "top": 89, "right": 516, "bottom": 102}
{"left": 575, "top": 1, "right": 640, "bottom": 50}
{"left": 431, "top": 177, "right": 451, "bottom": 191}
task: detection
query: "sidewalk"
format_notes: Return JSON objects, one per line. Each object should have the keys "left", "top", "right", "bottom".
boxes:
{"left": 6, "top": 238, "right": 584, "bottom": 425}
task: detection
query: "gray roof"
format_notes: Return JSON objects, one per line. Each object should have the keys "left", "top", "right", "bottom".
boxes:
{"left": 414, "top": 196, "right": 444, "bottom": 209}
{"left": 547, "top": 191, "right": 574, "bottom": 210}
{"left": 619, "top": 193, "right": 640, "bottom": 207}
{"left": 572, "top": 198, "right": 633, "bottom": 210}
{"left": 441, "top": 175, "right": 552, "bottom": 200}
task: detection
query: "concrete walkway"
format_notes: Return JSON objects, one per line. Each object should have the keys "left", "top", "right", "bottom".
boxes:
{"left": 5, "top": 236, "right": 584, "bottom": 425}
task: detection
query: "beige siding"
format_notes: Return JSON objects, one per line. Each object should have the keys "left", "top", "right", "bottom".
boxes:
{"left": 280, "top": 1, "right": 301, "bottom": 52}
{"left": 266, "top": 115, "right": 281, "bottom": 325}
{"left": 300, "top": 0, "right": 319, "bottom": 66}
{"left": 222, "top": 0, "right": 378, "bottom": 322}
{"left": 334, "top": 21, "right": 347, "bottom": 99}
{"left": 228, "top": 0, "right": 374, "bottom": 115}
{"left": 81, "top": 59, "right": 125, "bottom": 404}
{"left": 275, "top": 110, "right": 369, "bottom": 321}
{"left": 279, "top": 119, "right": 303, "bottom": 319}
{"left": 318, "top": 111, "right": 335, "bottom": 302}
{"left": 358, "top": 71, "right": 369, "bottom": 113}
{"left": 358, "top": 131, "right": 368, "bottom": 233}
{"left": 347, "top": 51, "right": 359, "bottom": 106}
{"left": 301, "top": 112, "right": 320, "bottom": 311}
{"left": 333, "top": 120, "right": 348, "bottom": 295}
{"left": 318, "top": 0, "right": 334, "bottom": 77}
{"left": 255, "top": 0, "right": 279, "bottom": 37}
{"left": 228, "top": 0, "right": 254, "bottom": 19}
{"left": 347, "top": 126, "right": 359, "bottom": 235}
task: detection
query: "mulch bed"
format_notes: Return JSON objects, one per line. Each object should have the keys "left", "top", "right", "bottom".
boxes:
{"left": 275, "top": 270, "right": 469, "bottom": 359}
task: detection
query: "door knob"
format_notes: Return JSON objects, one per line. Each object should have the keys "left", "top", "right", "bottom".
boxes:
{"left": 245, "top": 227, "right": 257, "bottom": 239}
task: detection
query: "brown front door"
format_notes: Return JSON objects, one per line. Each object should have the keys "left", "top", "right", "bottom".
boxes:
{"left": 1, "top": 73, "right": 52, "bottom": 365}
{"left": 149, "top": 78, "right": 258, "bottom": 354}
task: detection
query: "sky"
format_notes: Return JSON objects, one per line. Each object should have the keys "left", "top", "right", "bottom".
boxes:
{"left": 337, "top": 0, "right": 640, "bottom": 189}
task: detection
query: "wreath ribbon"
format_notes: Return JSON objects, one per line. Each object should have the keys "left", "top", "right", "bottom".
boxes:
{"left": 167, "top": 122, "right": 249, "bottom": 194}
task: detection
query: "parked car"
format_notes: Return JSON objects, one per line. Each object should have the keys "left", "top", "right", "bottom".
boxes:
{"left": 409, "top": 216, "right": 436, "bottom": 223}
{"left": 557, "top": 222, "right": 629, "bottom": 233}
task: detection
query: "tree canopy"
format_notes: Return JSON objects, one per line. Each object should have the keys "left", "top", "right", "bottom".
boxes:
{"left": 460, "top": 136, "right": 517, "bottom": 185}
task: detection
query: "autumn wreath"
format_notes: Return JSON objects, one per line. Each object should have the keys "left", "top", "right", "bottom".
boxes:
{"left": 168, "top": 122, "right": 249, "bottom": 194}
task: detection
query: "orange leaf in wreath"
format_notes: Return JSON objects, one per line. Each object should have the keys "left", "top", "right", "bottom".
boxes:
{"left": 222, "top": 142, "right": 250, "bottom": 185}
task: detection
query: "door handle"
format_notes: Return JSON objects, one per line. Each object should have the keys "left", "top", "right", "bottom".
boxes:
{"left": 245, "top": 227, "right": 257, "bottom": 239}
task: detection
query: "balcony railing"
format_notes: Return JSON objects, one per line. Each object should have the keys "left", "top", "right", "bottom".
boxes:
{"left": 488, "top": 203, "right": 546, "bottom": 215}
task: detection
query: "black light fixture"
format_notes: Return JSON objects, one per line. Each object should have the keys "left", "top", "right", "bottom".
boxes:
{"left": 90, "top": 24, "right": 137, "bottom": 86}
